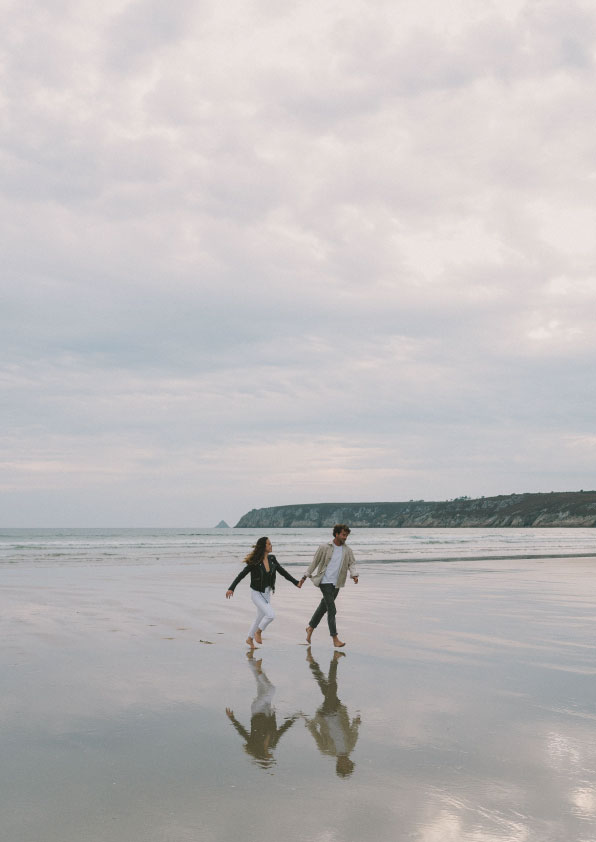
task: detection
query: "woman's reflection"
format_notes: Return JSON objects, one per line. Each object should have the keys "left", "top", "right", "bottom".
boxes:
{"left": 226, "top": 651, "right": 299, "bottom": 769}
{"left": 303, "top": 647, "right": 361, "bottom": 778}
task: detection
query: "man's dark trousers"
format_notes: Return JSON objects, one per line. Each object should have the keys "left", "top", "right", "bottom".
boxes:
{"left": 309, "top": 583, "right": 340, "bottom": 636}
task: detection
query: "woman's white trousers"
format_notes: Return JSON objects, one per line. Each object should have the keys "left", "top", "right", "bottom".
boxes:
{"left": 248, "top": 587, "right": 275, "bottom": 637}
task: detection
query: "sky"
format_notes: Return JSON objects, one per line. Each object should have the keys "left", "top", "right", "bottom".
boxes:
{"left": 2, "top": 0, "right": 596, "bottom": 527}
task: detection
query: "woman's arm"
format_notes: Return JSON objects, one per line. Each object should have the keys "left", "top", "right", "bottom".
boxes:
{"left": 226, "top": 563, "right": 251, "bottom": 595}
{"left": 225, "top": 708, "right": 250, "bottom": 741}
{"left": 271, "top": 556, "right": 300, "bottom": 587}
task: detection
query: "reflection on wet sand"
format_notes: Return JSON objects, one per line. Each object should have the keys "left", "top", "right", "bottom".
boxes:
{"left": 303, "top": 648, "right": 361, "bottom": 778}
{"left": 225, "top": 651, "right": 299, "bottom": 769}
{"left": 5, "top": 556, "right": 596, "bottom": 842}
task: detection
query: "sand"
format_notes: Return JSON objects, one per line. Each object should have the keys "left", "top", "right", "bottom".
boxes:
{"left": 2, "top": 557, "right": 596, "bottom": 841}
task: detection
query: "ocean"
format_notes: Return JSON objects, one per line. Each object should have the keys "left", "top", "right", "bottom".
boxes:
{"left": 1, "top": 525, "right": 595, "bottom": 567}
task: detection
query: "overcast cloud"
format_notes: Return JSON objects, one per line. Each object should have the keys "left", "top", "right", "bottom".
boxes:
{"left": 2, "top": 0, "right": 596, "bottom": 526}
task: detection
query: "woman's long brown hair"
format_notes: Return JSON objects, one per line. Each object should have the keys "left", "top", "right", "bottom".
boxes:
{"left": 243, "top": 536, "right": 269, "bottom": 566}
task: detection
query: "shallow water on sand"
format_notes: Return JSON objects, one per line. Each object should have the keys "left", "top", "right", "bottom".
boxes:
{"left": 2, "top": 556, "right": 596, "bottom": 841}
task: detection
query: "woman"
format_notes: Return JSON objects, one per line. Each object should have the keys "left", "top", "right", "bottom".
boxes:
{"left": 225, "top": 650, "right": 300, "bottom": 768}
{"left": 226, "top": 537, "right": 302, "bottom": 647}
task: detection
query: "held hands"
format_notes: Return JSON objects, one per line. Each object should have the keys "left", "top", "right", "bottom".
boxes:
{"left": 226, "top": 590, "right": 234, "bottom": 598}
{"left": 352, "top": 576, "right": 359, "bottom": 584}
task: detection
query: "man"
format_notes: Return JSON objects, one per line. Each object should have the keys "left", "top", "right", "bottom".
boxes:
{"left": 299, "top": 524, "right": 359, "bottom": 648}
{"left": 303, "top": 648, "right": 361, "bottom": 777}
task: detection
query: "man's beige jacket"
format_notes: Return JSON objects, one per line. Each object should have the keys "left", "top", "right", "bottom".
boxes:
{"left": 303, "top": 542, "right": 358, "bottom": 588}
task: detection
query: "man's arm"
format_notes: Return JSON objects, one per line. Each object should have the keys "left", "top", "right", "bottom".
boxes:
{"left": 300, "top": 544, "right": 325, "bottom": 583}
{"left": 347, "top": 548, "right": 358, "bottom": 583}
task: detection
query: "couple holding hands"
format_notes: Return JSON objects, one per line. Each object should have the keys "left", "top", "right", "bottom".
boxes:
{"left": 226, "top": 524, "right": 359, "bottom": 648}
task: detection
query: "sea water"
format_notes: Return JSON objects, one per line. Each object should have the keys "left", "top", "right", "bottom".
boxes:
{"left": 1, "top": 525, "right": 595, "bottom": 566}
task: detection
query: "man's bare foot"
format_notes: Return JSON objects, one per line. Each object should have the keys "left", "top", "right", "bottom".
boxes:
{"left": 305, "top": 626, "right": 313, "bottom": 643}
{"left": 333, "top": 650, "right": 346, "bottom": 661}
{"left": 246, "top": 637, "right": 255, "bottom": 648}
{"left": 254, "top": 629, "right": 263, "bottom": 644}
{"left": 332, "top": 636, "right": 345, "bottom": 648}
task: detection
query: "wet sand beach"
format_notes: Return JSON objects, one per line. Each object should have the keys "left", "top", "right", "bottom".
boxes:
{"left": 2, "top": 555, "right": 596, "bottom": 841}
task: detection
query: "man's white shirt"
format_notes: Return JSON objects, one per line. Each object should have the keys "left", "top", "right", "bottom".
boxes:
{"left": 321, "top": 543, "right": 344, "bottom": 586}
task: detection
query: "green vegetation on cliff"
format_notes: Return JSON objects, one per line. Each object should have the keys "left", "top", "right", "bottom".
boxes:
{"left": 235, "top": 491, "right": 596, "bottom": 528}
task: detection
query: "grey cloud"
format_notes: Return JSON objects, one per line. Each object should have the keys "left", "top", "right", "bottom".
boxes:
{"left": 520, "top": 0, "right": 596, "bottom": 70}
{"left": 354, "top": 4, "right": 595, "bottom": 96}
{"left": 105, "top": 0, "right": 203, "bottom": 72}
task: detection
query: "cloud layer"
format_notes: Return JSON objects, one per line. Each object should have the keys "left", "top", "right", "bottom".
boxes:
{"left": 2, "top": 0, "right": 596, "bottom": 525}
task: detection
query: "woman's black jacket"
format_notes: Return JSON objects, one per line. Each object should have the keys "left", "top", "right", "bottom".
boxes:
{"left": 228, "top": 554, "right": 299, "bottom": 593}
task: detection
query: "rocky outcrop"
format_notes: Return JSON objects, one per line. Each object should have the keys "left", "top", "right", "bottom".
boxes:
{"left": 235, "top": 492, "right": 596, "bottom": 528}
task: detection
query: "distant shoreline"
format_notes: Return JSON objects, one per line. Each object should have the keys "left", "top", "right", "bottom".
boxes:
{"left": 235, "top": 491, "right": 596, "bottom": 528}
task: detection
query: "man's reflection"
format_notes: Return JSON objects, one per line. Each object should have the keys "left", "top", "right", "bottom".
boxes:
{"left": 226, "top": 651, "right": 299, "bottom": 769}
{"left": 303, "top": 647, "right": 361, "bottom": 778}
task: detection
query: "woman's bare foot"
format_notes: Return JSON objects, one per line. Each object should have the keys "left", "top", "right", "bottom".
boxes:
{"left": 246, "top": 637, "right": 255, "bottom": 648}
{"left": 254, "top": 629, "right": 263, "bottom": 644}
{"left": 332, "top": 636, "right": 345, "bottom": 648}
{"left": 305, "top": 626, "right": 313, "bottom": 643}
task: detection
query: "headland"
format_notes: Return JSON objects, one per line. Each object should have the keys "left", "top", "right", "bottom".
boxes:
{"left": 235, "top": 491, "right": 596, "bottom": 528}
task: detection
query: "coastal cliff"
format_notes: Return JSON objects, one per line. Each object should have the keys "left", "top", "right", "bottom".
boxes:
{"left": 235, "top": 491, "right": 596, "bottom": 528}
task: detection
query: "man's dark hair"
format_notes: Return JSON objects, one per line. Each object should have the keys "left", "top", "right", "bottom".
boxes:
{"left": 333, "top": 524, "right": 351, "bottom": 536}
